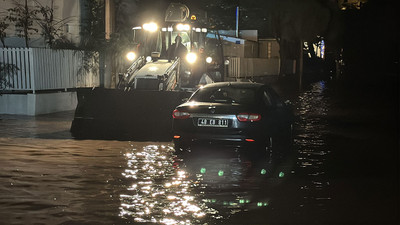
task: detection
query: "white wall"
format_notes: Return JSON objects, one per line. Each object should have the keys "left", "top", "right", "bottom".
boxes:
{"left": 0, "top": 92, "right": 77, "bottom": 115}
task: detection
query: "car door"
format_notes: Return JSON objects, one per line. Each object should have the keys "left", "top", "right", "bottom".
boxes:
{"left": 261, "top": 87, "right": 292, "bottom": 136}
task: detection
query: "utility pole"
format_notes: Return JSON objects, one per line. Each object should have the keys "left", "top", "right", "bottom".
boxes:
{"left": 103, "top": 0, "right": 115, "bottom": 88}
{"left": 235, "top": 6, "right": 239, "bottom": 38}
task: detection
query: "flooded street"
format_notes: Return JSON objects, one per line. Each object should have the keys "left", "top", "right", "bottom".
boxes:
{"left": 0, "top": 80, "right": 398, "bottom": 224}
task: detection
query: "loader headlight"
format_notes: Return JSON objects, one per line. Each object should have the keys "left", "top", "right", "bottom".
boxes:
{"left": 126, "top": 52, "right": 136, "bottom": 61}
{"left": 176, "top": 23, "right": 190, "bottom": 31}
{"left": 143, "top": 22, "right": 158, "bottom": 32}
{"left": 186, "top": 52, "right": 197, "bottom": 64}
{"left": 206, "top": 57, "right": 213, "bottom": 64}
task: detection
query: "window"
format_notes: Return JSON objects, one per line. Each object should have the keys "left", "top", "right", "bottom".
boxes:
{"left": 191, "top": 87, "right": 257, "bottom": 104}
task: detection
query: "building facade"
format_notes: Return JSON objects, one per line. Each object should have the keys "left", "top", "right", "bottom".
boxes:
{"left": 0, "top": 0, "right": 81, "bottom": 48}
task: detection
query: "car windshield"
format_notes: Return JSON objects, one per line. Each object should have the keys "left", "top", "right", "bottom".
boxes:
{"left": 190, "top": 86, "right": 257, "bottom": 104}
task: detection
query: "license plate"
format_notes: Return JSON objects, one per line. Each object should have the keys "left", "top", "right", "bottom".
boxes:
{"left": 198, "top": 118, "right": 229, "bottom": 127}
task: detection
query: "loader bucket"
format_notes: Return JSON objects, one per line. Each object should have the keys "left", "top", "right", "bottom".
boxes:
{"left": 70, "top": 88, "right": 193, "bottom": 141}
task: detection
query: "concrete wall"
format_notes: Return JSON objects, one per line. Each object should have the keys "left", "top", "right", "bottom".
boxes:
{"left": 0, "top": 92, "right": 77, "bottom": 115}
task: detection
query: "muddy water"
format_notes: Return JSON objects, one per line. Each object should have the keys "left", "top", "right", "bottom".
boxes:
{"left": 0, "top": 81, "right": 397, "bottom": 224}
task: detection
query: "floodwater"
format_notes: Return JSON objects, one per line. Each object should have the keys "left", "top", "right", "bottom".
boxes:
{"left": 0, "top": 81, "right": 398, "bottom": 225}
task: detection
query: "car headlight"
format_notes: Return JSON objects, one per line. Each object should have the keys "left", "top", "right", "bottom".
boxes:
{"left": 126, "top": 52, "right": 136, "bottom": 61}
{"left": 186, "top": 52, "right": 197, "bottom": 64}
{"left": 206, "top": 57, "right": 212, "bottom": 64}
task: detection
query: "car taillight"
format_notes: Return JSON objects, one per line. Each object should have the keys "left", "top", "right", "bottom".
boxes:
{"left": 172, "top": 109, "right": 190, "bottom": 119}
{"left": 237, "top": 113, "right": 261, "bottom": 122}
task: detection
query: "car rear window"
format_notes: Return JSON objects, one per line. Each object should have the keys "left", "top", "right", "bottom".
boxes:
{"left": 190, "top": 87, "right": 257, "bottom": 104}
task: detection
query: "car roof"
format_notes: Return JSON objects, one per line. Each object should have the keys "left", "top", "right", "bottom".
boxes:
{"left": 201, "top": 82, "right": 265, "bottom": 89}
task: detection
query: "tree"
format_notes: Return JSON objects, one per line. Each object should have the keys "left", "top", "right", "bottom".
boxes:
{"left": 269, "top": 0, "right": 343, "bottom": 76}
{"left": 34, "top": 0, "right": 70, "bottom": 48}
{"left": 0, "top": 19, "right": 9, "bottom": 48}
{"left": 80, "top": 0, "right": 106, "bottom": 50}
{"left": 7, "top": 0, "right": 39, "bottom": 47}
{"left": 0, "top": 63, "right": 19, "bottom": 92}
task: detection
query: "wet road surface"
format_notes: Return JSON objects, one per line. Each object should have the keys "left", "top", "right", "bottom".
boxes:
{"left": 0, "top": 80, "right": 398, "bottom": 224}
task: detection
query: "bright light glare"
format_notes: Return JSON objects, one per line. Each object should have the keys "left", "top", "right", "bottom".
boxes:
{"left": 146, "top": 56, "right": 152, "bottom": 62}
{"left": 126, "top": 52, "right": 136, "bottom": 61}
{"left": 206, "top": 57, "right": 212, "bottom": 64}
{"left": 143, "top": 22, "right": 158, "bottom": 32}
{"left": 186, "top": 52, "right": 197, "bottom": 64}
{"left": 177, "top": 23, "right": 190, "bottom": 31}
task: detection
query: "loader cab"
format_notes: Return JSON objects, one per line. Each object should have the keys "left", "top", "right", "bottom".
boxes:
{"left": 127, "top": 22, "right": 217, "bottom": 90}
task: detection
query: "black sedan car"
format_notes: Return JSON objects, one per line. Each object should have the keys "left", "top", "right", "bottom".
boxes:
{"left": 172, "top": 82, "right": 294, "bottom": 159}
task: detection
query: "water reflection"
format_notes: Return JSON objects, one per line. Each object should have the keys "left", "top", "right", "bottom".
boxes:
{"left": 119, "top": 143, "right": 292, "bottom": 224}
{"left": 294, "top": 81, "right": 332, "bottom": 211}
{"left": 179, "top": 149, "right": 275, "bottom": 216}
{"left": 119, "top": 144, "right": 216, "bottom": 224}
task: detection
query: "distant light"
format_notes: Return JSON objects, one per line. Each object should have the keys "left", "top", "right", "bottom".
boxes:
{"left": 206, "top": 57, "right": 212, "bottom": 64}
{"left": 201, "top": 28, "right": 207, "bottom": 33}
{"left": 279, "top": 171, "right": 285, "bottom": 178}
{"left": 218, "top": 170, "right": 224, "bottom": 176}
{"left": 161, "top": 27, "right": 167, "bottom": 31}
{"left": 260, "top": 169, "right": 267, "bottom": 175}
{"left": 195, "top": 28, "right": 201, "bottom": 32}
{"left": 200, "top": 168, "right": 206, "bottom": 174}
{"left": 146, "top": 56, "right": 152, "bottom": 62}
{"left": 173, "top": 135, "right": 180, "bottom": 139}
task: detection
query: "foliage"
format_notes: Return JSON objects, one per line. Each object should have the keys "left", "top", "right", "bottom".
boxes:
{"left": 270, "top": 0, "right": 343, "bottom": 55}
{"left": 34, "top": 0, "right": 70, "bottom": 48}
{"left": 80, "top": 0, "right": 106, "bottom": 50}
{"left": 76, "top": 50, "right": 99, "bottom": 78}
{"left": 0, "top": 63, "right": 19, "bottom": 91}
{"left": 7, "top": 0, "right": 39, "bottom": 47}
{"left": 0, "top": 20, "right": 9, "bottom": 48}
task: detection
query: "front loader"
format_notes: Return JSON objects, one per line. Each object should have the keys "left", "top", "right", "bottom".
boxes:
{"left": 70, "top": 3, "right": 224, "bottom": 141}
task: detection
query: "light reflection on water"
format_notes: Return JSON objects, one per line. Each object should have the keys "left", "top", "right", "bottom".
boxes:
{"left": 119, "top": 144, "right": 217, "bottom": 224}
{"left": 294, "top": 81, "right": 332, "bottom": 210}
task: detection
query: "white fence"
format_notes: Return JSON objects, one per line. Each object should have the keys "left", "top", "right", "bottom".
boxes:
{"left": 0, "top": 48, "right": 99, "bottom": 93}
{"left": 227, "top": 57, "right": 296, "bottom": 79}
{"left": 227, "top": 57, "right": 282, "bottom": 79}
